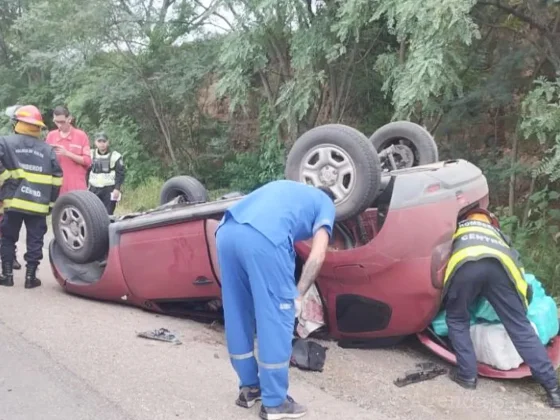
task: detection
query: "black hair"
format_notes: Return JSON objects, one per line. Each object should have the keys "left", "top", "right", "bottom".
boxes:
{"left": 53, "top": 105, "right": 70, "bottom": 117}
{"left": 317, "top": 185, "right": 336, "bottom": 201}
{"left": 94, "top": 132, "right": 108, "bottom": 141}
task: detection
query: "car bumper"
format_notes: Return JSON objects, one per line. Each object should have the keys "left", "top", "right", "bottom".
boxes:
{"left": 416, "top": 330, "right": 560, "bottom": 379}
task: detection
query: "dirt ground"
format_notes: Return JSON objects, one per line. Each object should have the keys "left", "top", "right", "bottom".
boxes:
{"left": 0, "top": 232, "right": 558, "bottom": 420}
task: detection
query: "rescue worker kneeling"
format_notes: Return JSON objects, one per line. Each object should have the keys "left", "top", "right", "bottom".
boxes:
{"left": 87, "top": 132, "right": 125, "bottom": 215}
{"left": 443, "top": 208, "right": 560, "bottom": 408}
{"left": 0, "top": 105, "right": 63, "bottom": 289}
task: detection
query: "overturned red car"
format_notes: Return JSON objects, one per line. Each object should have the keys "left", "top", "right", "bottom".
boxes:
{"left": 48, "top": 122, "right": 560, "bottom": 379}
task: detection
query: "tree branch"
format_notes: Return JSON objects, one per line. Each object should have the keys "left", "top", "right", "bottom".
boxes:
{"left": 304, "top": 0, "right": 314, "bottom": 17}
{"left": 334, "top": 41, "right": 359, "bottom": 122}
{"left": 477, "top": 1, "right": 548, "bottom": 33}
{"left": 193, "top": 0, "right": 235, "bottom": 30}
{"left": 105, "top": 10, "right": 179, "bottom": 168}
{"left": 158, "top": 0, "right": 174, "bottom": 24}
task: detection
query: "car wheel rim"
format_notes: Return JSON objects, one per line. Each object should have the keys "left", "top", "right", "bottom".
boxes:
{"left": 391, "top": 143, "right": 415, "bottom": 168}
{"left": 169, "top": 190, "right": 189, "bottom": 204}
{"left": 300, "top": 144, "right": 356, "bottom": 205}
{"left": 59, "top": 206, "right": 87, "bottom": 251}
{"left": 380, "top": 139, "right": 416, "bottom": 170}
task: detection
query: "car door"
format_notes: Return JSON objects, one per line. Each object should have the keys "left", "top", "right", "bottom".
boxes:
{"left": 118, "top": 218, "right": 221, "bottom": 301}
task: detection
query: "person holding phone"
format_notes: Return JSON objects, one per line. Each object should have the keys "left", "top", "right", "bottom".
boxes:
{"left": 46, "top": 106, "right": 91, "bottom": 195}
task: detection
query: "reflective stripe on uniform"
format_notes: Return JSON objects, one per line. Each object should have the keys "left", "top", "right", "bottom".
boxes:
{"left": 258, "top": 360, "right": 291, "bottom": 369}
{"left": 2, "top": 168, "right": 62, "bottom": 186}
{"left": 229, "top": 351, "right": 255, "bottom": 360}
{"left": 452, "top": 226, "right": 503, "bottom": 242}
{"left": 89, "top": 172, "right": 116, "bottom": 187}
{"left": 2, "top": 198, "right": 53, "bottom": 214}
{"left": 0, "top": 170, "right": 10, "bottom": 182}
{"left": 0, "top": 133, "right": 61, "bottom": 216}
{"left": 444, "top": 229, "right": 529, "bottom": 308}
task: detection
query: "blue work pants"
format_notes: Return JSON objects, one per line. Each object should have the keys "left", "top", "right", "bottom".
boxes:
{"left": 216, "top": 219, "right": 296, "bottom": 408}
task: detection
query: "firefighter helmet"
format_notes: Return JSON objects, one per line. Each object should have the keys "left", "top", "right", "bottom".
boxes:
{"left": 12, "top": 105, "right": 46, "bottom": 128}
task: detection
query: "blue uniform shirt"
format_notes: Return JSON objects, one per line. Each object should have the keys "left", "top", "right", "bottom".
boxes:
{"left": 221, "top": 180, "right": 336, "bottom": 247}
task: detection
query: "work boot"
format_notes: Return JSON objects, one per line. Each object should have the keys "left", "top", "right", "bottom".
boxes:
{"left": 236, "top": 386, "right": 261, "bottom": 408}
{"left": 449, "top": 369, "right": 477, "bottom": 390}
{"left": 24, "top": 264, "right": 41, "bottom": 289}
{"left": 546, "top": 387, "right": 560, "bottom": 408}
{"left": 0, "top": 261, "right": 14, "bottom": 287}
{"left": 259, "top": 396, "right": 307, "bottom": 420}
{"left": 13, "top": 256, "right": 21, "bottom": 270}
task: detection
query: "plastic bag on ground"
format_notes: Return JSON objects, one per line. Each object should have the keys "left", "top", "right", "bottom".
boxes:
{"left": 470, "top": 322, "right": 539, "bottom": 370}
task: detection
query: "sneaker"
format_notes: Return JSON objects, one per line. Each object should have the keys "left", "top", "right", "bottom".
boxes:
{"left": 259, "top": 396, "right": 307, "bottom": 420}
{"left": 236, "top": 386, "right": 262, "bottom": 408}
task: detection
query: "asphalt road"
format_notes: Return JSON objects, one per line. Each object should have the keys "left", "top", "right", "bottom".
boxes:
{"left": 0, "top": 229, "right": 558, "bottom": 420}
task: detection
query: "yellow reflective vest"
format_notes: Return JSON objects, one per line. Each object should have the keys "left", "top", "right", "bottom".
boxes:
{"left": 89, "top": 150, "right": 122, "bottom": 188}
{"left": 443, "top": 219, "right": 531, "bottom": 309}
{"left": 0, "top": 134, "right": 63, "bottom": 215}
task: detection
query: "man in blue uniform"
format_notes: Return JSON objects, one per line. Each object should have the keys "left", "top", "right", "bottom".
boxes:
{"left": 216, "top": 180, "right": 336, "bottom": 420}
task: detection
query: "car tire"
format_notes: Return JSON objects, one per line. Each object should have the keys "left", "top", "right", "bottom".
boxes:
{"left": 285, "top": 124, "right": 382, "bottom": 221}
{"left": 370, "top": 121, "right": 439, "bottom": 171}
{"left": 52, "top": 190, "right": 111, "bottom": 264}
{"left": 159, "top": 175, "right": 209, "bottom": 206}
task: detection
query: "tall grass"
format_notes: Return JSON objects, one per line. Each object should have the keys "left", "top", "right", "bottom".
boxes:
{"left": 116, "top": 177, "right": 163, "bottom": 214}
{"left": 117, "top": 177, "right": 231, "bottom": 214}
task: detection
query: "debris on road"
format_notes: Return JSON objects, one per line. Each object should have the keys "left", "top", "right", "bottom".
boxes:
{"left": 207, "top": 320, "right": 223, "bottom": 332}
{"left": 290, "top": 338, "right": 327, "bottom": 372}
{"left": 393, "top": 362, "right": 447, "bottom": 387}
{"left": 137, "top": 328, "right": 182, "bottom": 345}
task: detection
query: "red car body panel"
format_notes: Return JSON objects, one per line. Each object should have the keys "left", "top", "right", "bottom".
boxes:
{"left": 49, "top": 159, "right": 560, "bottom": 379}
{"left": 51, "top": 245, "right": 132, "bottom": 304}
{"left": 417, "top": 331, "right": 560, "bottom": 379}
{"left": 118, "top": 220, "right": 221, "bottom": 301}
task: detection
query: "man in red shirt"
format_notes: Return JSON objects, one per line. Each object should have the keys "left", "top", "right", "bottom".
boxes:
{"left": 46, "top": 106, "right": 92, "bottom": 195}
